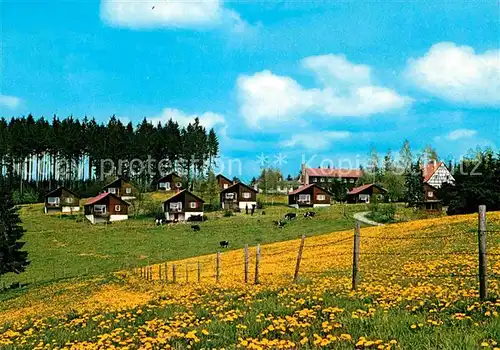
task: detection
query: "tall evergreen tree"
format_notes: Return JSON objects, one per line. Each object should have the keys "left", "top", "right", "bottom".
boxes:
{"left": 0, "top": 188, "right": 30, "bottom": 276}
{"left": 405, "top": 161, "right": 425, "bottom": 206}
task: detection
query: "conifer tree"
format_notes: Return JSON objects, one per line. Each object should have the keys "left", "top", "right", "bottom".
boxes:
{"left": 0, "top": 188, "right": 30, "bottom": 276}
{"left": 405, "top": 161, "right": 425, "bottom": 207}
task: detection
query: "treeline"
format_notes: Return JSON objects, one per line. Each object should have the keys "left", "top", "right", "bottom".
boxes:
{"left": 441, "top": 150, "right": 500, "bottom": 214}
{"left": 0, "top": 115, "right": 219, "bottom": 201}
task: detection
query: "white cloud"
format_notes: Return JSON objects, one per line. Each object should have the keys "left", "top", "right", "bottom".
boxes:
{"left": 149, "top": 108, "right": 226, "bottom": 130}
{"left": 237, "top": 55, "right": 411, "bottom": 129}
{"left": 446, "top": 128, "right": 478, "bottom": 141}
{"left": 100, "top": 0, "right": 248, "bottom": 32}
{"left": 0, "top": 94, "right": 21, "bottom": 109}
{"left": 406, "top": 42, "right": 500, "bottom": 105}
{"left": 281, "top": 131, "right": 351, "bottom": 150}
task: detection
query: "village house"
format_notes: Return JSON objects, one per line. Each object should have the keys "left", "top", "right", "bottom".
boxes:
{"left": 102, "top": 177, "right": 137, "bottom": 200}
{"left": 300, "top": 164, "right": 363, "bottom": 190}
{"left": 417, "top": 161, "right": 454, "bottom": 210}
{"left": 163, "top": 190, "right": 205, "bottom": 222}
{"left": 288, "top": 184, "right": 332, "bottom": 208}
{"left": 44, "top": 186, "right": 81, "bottom": 214}
{"left": 156, "top": 172, "right": 183, "bottom": 191}
{"left": 216, "top": 174, "right": 233, "bottom": 191}
{"left": 84, "top": 192, "right": 129, "bottom": 224}
{"left": 220, "top": 182, "right": 258, "bottom": 210}
{"left": 346, "top": 184, "right": 387, "bottom": 204}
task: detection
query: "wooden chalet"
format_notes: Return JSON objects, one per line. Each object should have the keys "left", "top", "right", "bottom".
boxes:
{"left": 157, "top": 172, "right": 183, "bottom": 191}
{"left": 414, "top": 161, "right": 453, "bottom": 211}
{"left": 418, "top": 183, "right": 443, "bottom": 211}
{"left": 44, "top": 186, "right": 81, "bottom": 214}
{"left": 84, "top": 192, "right": 129, "bottom": 224}
{"left": 300, "top": 164, "right": 363, "bottom": 190}
{"left": 288, "top": 184, "right": 332, "bottom": 208}
{"left": 216, "top": 174, "right": 233, "bottom": 191}
{"left": 163, "top": 190, "right": 205, "bottom": 222}
{"left": 102, "top": 177, "right": 137, "bottom": 200}
{"left": 220, "top": 182, "right": 257, "bottom": 210}
{"left": 346, "top": 184, "right": 387, "bottom": 204}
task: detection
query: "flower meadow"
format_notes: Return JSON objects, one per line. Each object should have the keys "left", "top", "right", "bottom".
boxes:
{"left": 1, "top": 212, "right": 500, "bottom": 349}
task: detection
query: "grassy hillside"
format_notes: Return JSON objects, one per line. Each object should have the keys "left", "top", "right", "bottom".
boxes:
{"left": 1, "top": 194, "right": 369, "bottom": 288}
{"left": 1, "top": 212, "right": 499, "bottom": 349}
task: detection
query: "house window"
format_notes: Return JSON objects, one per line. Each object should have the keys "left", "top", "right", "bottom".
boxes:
{"left": 165, "top": 182, "right": 171, "bottom": 190}
{"left": 243, "top": 192, "right": 251, "bottom": 199}
{"left": 316, "top": 194, "right": 326, "bottom": 201}
{"left": 223, "top": 184, "right": 229, "bottom": 189}
{"left": 94, "top": 204, "right": 106, "bottom": 214}
{"left": 125, "top": 188, "right": 132, "bottom": 194}
{"left": 298, "top": 194, "right": 310, "bottom": 202}
{"left": 328, "top": 178, "right": 333, "bottom": 182}
{"left": 312, "top": 177, "right": 317, "bottom": 182}
{"left": 320, "top": 178, "right": 325, "bottom": 182}
{"left": 48, "top": 197, "right": 59, "bottom": 205}
{"left": 359, "top": 194, "right": 370, "bottom": 203}
{"left": 108, "top": 188, "right": 117, "bottom": 194}
{"left": 349, "top": 179, "right": 355, "bottom": 183}
{"left": 428, "top": 191, "right": 434, "bottom": 198}
{"left": 190, "top": 202, "right": 198, "bottom": 209}
{"left": 176, "top": 182, "right": 182, "bottom": 188}
{"left": 115, "top": 205, "right": 121, "bottom": 212}
{"left": 170, "top": 202, "right": 182, "bottom": 210}
{"left": 343, "top": 179, "right": 347, "bottom": 183}
{"left": 65, "top": 197, "right": 74, "bottom": 204}
{"left": 225, "top": 193, "right": 235, "bottom": 199}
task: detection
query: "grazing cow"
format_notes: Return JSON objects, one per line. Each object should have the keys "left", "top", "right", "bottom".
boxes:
{"left": 284, "top": 213, "right": 297, "bottom": 220}
{"left": 251, "top": 204, "right": 256, "bottom": 216}
{"left": 191, "top": 225, "right": 201, "bottom": 231}
{"left": 273, "top": 220, "right": 287, "bottom": 229}
{"left": 219, "top": 240, "right": 229, "bottom": 248}
{"left": 261, "top": 211, "right": 266, "bottom": 215}
{"left": 245, "top": 204, "right": 249, "bottom": 215}
{"left": 304, "top": 211, "right": 316, "bottom": 218}
{"left": 155, "top": 218, "right": 165, "bottom": 226}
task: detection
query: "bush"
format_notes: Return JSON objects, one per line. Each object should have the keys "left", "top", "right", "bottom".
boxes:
{"left": 257, "top": 200, "right": 264, "bottom": 209}
{"left": 223, "top": 210, "right": 233, "bottom": 217}
{"left": 368, "top": 202, "right": 397, "bottom": 223}
{"left": 12, "top": 187, "right": 39, "bottom": 205}
{"left": 142, "top": 200, "right": 164, "bottom": 218}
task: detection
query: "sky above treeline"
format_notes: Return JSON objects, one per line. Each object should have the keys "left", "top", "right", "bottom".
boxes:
{"left": 1, "top": 0, "right": 499, "bottom": 180}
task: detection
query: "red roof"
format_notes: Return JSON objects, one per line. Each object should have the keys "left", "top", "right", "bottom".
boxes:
{"left": 348, "top": 184, "right": 386, "bottom": 195}
{"left": 289, "top": 184, "right": 315, "bottom": 195}
{"left": 288, "top": 184, "right": 333, "bottom": 196}
{"left": 306, "top": 168, "right": 362, "bottom": 178}
{"left": 85, "top": 192, "right": 111, "bottom": 206}
{"left": 422, "top": 162, "right": 443, "bottom": 183}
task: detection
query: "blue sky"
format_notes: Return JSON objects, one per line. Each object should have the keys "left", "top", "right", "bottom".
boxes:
{"left": 1, "top": 0, "right": 499, "bottom": 181}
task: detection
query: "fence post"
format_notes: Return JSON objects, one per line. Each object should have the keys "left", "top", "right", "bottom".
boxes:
{"left": 293, "top": 235, "right": 306, "bottom": 283}
{"left": 149, "top": 266, "right": 153, "bottom": 281}
{"left": 478, "top": 205, "right": 488, "bottom": 300}
{"left": 351, "top": 221, "right": 361, "bottom": 291}
{"left": 172, "top": 264, "right": 177, "bottom": 284}
{"left": 140, "top": 266, "right": 143, "bottom": 278}
{"left": 159, "top": 264, "right": 162, "bottom": 281}
{"left": 244, "top": 244, "right": 249, "bottom": 283}
{"left": 165, "top": 262, "right": 168, "bottom": 282}
{"left": 198, "top": 261, "right": 201, "bottom": 283}
{"left": 216, "top": 251, "right": 221, "bottom": 283}
{"left": 186, "top": 263, "right": 189, "bottom": 283}
{"left": 255, "top": 244, "right": 261, "bottom": 284}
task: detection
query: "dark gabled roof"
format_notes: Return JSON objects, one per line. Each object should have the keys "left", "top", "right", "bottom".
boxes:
{"left": 103, "top": 177, "right": 133, "bottom": 189}
{"left": 220, "top": 181, "right": 257, "bottom": 194}
{"left": 163, "top": 189, "right": 205, "bottom": 204}
{"left": 216, "top": 174, "right": 233, "bottom": 183}
{"left": 288, "top": 183, "right": 334, "bottom": 196}
{"left": 45, "top": 186, "right": 81, "bottom": 199}
{"left": 347, "top": 184, "right": 387, "bottom": 195}
{"left": 157, "top": 172, "right": 181, "bottom": 183}
{"left": 84, "top": 192, "right": 129, "bottom": 206}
